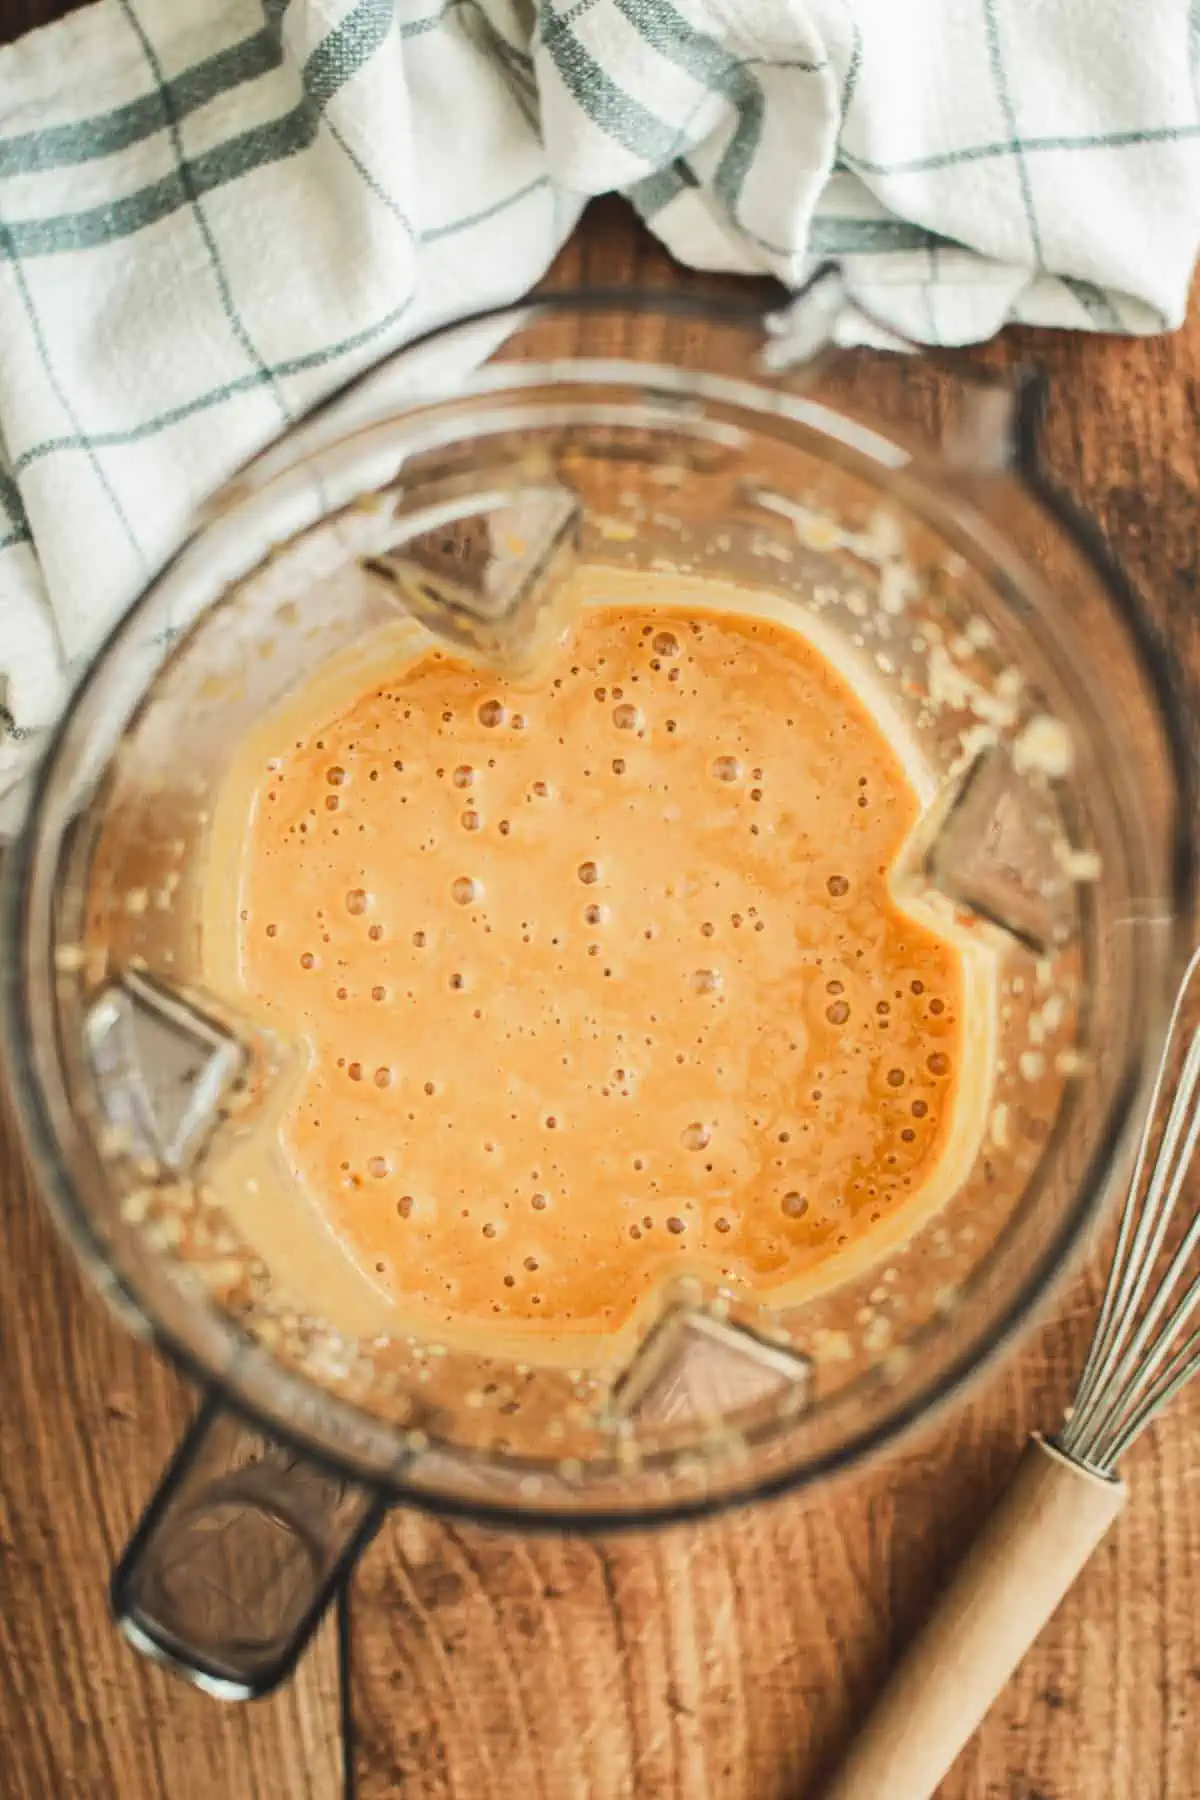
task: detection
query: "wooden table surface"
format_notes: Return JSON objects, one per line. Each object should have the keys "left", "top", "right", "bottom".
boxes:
{"left": 2, "top": 6, "right": 1199, "bottom": 1797}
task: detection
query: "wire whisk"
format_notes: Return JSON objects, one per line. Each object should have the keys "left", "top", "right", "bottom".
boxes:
{"left": 822, "top": 941, "right": 1200, "bottom": 1800}
{"left": 1059, "top": 941, "right": 1200, "bottom": 1472}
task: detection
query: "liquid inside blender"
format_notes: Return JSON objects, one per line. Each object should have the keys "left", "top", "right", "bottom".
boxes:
{"left": 199, "top": 569, "right": 997, "bottom": 1370}
{"left": 65, "top": 427, "right": 1097, "bottom": 1491}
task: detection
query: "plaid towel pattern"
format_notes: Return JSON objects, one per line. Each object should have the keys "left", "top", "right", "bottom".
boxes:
{"left": 1, "top": 0, "right": 1198, "bottom": 823}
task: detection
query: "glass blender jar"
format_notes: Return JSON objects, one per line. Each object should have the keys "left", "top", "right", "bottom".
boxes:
{"left": 1, "top": 284, "right": 1190, "bottom": 1699}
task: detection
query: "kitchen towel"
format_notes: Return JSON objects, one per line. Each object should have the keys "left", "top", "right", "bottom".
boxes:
{"left": 2, "top": 0, "right": 1199, "bottom": 821}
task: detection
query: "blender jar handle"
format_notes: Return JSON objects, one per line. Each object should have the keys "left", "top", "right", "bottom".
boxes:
{"left": 111, "top": 1394, "right": 386, "bottom": 1699}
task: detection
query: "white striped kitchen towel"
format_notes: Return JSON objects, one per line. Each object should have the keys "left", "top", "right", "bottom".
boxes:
{"left": 2, "top": 0, "right": 1199, "bottom": 823}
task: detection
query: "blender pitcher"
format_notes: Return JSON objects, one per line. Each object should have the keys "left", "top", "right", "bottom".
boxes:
{"left": 0, "top": 285, "right": 1190, "bottom": 1700}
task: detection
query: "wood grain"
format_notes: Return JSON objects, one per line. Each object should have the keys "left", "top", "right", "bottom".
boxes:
{"left": 0, "top": 0, "right": 85, "bottom": 41}
{"left": 349, "top": 202, "right": 1200, "bottom": 1800}
{"left": 350, "top": 1260, "right": 1199, "bottom": 1800}
{"left": 0, "top": 1085, "right": 345, "bottom": 1800}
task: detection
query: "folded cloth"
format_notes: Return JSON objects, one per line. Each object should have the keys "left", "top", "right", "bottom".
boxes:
{"left": 2, "top": 0, "right": 1198, "bottom": 823}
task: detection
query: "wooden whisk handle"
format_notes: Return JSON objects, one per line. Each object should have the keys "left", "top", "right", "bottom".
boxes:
{"left": 818, "top": 1436, "right": 1126, "bottom": 1800}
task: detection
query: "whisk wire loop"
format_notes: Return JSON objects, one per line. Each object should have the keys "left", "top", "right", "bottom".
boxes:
{"left": 1058, "top": 943, "right": 1200, "bottom": 1472}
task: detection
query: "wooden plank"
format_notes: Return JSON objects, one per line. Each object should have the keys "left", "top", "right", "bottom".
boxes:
{"left": 350, "top": 1266, "right": 1198, "bottom": 1800}
{"left": 0, "top": 1082, "right": 345, "bottom": 1799}
{"left": 0, "top": 0, "right": 87, "bottom": 42}
{"left": 350, "top": 199, "right": 1200, "bottom": 1799}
